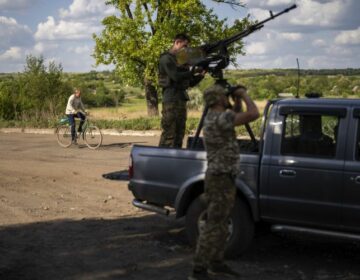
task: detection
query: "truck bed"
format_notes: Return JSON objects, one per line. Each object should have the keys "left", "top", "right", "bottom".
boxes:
{"left": 129, "top": 137, "right": 260, "bottom": 208}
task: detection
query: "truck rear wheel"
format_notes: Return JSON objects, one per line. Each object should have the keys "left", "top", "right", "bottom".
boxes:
{"left": 185, "top": 195, "right": 254, "bottom": 258}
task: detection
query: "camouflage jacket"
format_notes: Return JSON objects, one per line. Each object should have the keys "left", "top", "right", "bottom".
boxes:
{"left": 158, "top": 52, "right": 203, "bottom": 103}
{"left": 203, "top": 110, "right": 240, "bottom": 176}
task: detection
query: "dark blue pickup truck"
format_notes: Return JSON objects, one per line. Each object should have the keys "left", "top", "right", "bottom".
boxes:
{"left": 128, "top": 97, "right": 360, "bottom": 256}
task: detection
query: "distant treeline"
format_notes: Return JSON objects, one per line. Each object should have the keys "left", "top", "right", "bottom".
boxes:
{"left": 196, "top": 70, "right": 360, "bottom": 101}
{"left": 225, "top": 68, "right": 360, "bottom": 78}
{"left": 1, "top": 55, "right": 359, "bottom": 123}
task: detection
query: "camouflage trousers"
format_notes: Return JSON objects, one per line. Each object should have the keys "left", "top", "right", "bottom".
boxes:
{"left": 193, "top": 171, "right": 236, "bottom": 269}
{"left": 159, "top": 101, "right": 187, "bottom": 148}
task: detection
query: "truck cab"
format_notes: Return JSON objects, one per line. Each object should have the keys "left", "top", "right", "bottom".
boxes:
{"left": 128, "top": 97, "right": 360, "bottom": 256}
{"left": 260, "top": 98, "right": 360, "bottom": 232}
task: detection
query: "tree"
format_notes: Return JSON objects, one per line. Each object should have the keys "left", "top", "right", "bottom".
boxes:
{"left": 93, "top": 0, "right": 249, "bottom": 116}
{"left": 0, "top": 77, "right": 21, "bottom": 120}
{"left": 20, "top": 55, "right": 73, "bottom": 119}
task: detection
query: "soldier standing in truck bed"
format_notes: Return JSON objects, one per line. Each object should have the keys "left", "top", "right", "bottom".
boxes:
{"left": 158, "top": 33, "right": 205, "bottom": 148}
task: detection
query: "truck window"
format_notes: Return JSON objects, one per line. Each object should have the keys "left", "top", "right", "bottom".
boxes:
{"left": 281, "top": 114, "right": 339, "bottom": 157}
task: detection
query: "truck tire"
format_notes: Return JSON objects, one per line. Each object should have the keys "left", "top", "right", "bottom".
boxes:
{"left": 185, "top": 195, "right": 254, "bottom": 258}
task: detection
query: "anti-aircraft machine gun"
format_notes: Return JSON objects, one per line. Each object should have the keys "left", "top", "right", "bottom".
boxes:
{"left": 177, "top": 4, "right": 297, "bottom": 149}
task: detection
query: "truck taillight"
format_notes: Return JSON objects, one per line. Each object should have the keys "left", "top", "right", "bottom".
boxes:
{"left": 129, "top": 155, "right": 134, "bottom": 179}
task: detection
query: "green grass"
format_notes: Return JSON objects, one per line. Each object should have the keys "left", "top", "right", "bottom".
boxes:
{"left": 0, "top": 118, "right": 58, "bottom": 128}
{"left": 121, "top": 98, "right": 147, "bottom": 111}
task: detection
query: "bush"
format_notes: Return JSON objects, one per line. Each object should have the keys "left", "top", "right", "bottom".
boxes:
{"left": 82, "top": 89, "right": 125, "bottom": 108}
{"left": 0, "top": 55, "right": 71, "bottom": 121}
{"left": 187, "top": 88, "right": 203, "bottom": 110}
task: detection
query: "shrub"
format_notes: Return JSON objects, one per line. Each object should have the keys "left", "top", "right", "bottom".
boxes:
{"left": 187, "top": 88, "right": 203, "bottom": 110}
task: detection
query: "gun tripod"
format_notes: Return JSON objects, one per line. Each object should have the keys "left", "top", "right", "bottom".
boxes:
{"left": 190, "top": 77, "right": 257, "bottom": 150}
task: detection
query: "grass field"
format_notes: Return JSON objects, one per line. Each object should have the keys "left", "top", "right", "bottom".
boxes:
{"left": 0, "top": 95, "right": 266, "bottom": 133}
{"left": 90, "top": 98, "right": 268, "bottom": 120}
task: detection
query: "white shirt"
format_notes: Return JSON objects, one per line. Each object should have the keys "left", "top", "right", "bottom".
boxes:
{"left": 65, "top": 94, "right": 85, "bottom": 114}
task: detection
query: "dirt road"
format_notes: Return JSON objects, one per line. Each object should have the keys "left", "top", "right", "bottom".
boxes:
{"left": 1, "top": 133, "right": 359, "bottom": 280}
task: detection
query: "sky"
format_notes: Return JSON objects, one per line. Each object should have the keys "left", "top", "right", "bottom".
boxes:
{"left": 0, "top": 0, "right": 359, "bottom": 73}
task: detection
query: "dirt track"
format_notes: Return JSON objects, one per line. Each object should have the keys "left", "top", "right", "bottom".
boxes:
{"left": 1, "top": 133, "right": 360, "bottom": 280}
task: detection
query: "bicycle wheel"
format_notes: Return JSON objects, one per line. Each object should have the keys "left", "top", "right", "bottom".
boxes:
{"left": 84, "top": 126, "right": 102, "bottom": 149}
{"left": 56, "top": 125, "right": 72, "bottom": 148}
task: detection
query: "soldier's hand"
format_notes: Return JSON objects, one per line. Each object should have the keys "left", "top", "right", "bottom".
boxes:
{"left": 231, "top": 92, "right": 242, "bottom": 102}
{"left": 193, "top": 66, "right": 206, "bottom": 76}
{"left": 232, "top": 87, "right": 247, "bottom": 100}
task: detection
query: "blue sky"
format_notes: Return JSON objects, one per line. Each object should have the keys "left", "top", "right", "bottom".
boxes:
{"left": 0, "top": 0, "right": 359, "bottom": 72}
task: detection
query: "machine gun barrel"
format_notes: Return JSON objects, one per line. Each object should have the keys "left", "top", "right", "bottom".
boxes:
{"left": 189, "top": 4, "right": 297, "bottom": 150}
{"left": 201, "top": 4, "right": 297, "bottom": 54}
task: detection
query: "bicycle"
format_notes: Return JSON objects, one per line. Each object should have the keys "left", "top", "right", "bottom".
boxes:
{"left": 56, "top": 115, "right": 103, "bottom": 149}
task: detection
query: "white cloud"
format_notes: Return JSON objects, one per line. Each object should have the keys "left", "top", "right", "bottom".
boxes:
{"left": 237, "top": 54, "right": 293, "bottom": 69}
{"left": 34, "top": 0, "right": 116, "bottom": 43}
{"left": 312, "top": 39, "right": 326, "bottom": 47}
{"left": 34, "top": 42, "right": 59, "bottom": 54}
{"left": 335, "top": 28, "right": 360, "bottom": 45}
{"left": 0, "top": 16, "right": 16, "bottom": 25}
{"left": 246, "top": 0, "right": 293, "bottom": 8}
{"left": 0, "top": 46, "right": 23, "bottom": 61}
{"left": 1, "top": 0, "right": 359, "bottom": 72}
{"left": 247, "top": 8, "right": 270, "bottom": 21}
{"left": 325, "top": 45, "right": 352, "bottom": 56}
{"left": 268, "top": 0, "right": 293, "bottom": 5}
{"left": 27, "top": 0, "right": 117, "bottom": 72}
{"left": 248, "top": 0, "right": 360, "bottom": 32}
{"left": 59, "top": 0, "right": 116, "bottom": 19}
{"left": 290, "top": 0, "right": 343, "bottom": 28}
{"left": 0, "top": 16, "right": 31, "bottom": 34}
{"left": 0, "top": 16, "right": 33, "bottom": 50}
{"left": 281, "top": 32, "right": 302, "bottom": 41}
{"left": 68, "top": 45, "right": 91, "bottom": 54}
{"left": 238, "top": 0, "right": 360, "bottom": 69}
{"left": 246, "top": 42, "right": 267, "bottom": 55}
{"left": 306, "top": 55, "right": 347, "bottom": 68}
{"left": 35, "top": 16, "right": 101, "bottom": 41}
{"left": 0, "top": 0, "right": 38, "bottom": 11}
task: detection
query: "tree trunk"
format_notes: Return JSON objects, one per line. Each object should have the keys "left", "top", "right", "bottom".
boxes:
{"left": 144, "top": 79, "right": 159, "bottom": 116}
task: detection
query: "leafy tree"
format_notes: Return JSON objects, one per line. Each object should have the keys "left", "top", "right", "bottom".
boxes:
{"left": 0, "top": 55, "right": 72, "bottom": 121}
{"left": 93, "top": 0, "right": 249, "bottom": 116}
{"left": 0, "top": 77, "right": 21, "bottom": 120}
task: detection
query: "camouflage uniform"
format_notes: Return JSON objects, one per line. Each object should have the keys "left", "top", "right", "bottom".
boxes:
{"left": 158, "top": 51, "right": 203, "bottom": 148}
{"left": 159, "top": 100, "right": 187, "bottom": 148}
{"left": 193, "top": 85, "right": 240, "bottom": 271}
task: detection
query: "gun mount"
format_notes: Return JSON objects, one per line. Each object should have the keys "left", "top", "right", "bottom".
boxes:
{"left": 186, "top": 4, "right": 297, "bottom": 149}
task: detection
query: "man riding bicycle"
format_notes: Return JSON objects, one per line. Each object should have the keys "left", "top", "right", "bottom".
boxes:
{"left": 65, "top": 88, "right": 86, "bottom": 145}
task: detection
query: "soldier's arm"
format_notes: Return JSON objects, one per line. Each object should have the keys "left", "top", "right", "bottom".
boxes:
{"left": 161, "top": 55, "right": 193, "bottom": 82}
{"left": 233, "top": 91, "right": 260, "bottom": 126}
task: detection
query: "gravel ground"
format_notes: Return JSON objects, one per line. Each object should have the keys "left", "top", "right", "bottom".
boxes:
{"left": 0, "top": 133, "right": 359, "bottom": 280}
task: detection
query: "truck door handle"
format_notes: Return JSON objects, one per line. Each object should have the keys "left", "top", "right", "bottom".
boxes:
{"left": 352, "top": 176, "right": 360, "bottom": 184}
{"left": 279, "top": 169, "right": 296, "bottom": 177}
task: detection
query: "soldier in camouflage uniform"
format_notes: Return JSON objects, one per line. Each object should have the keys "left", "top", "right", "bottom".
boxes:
{"left": 158, "top": 33, "right": 205, "bottom": 148}
{"left": 189, "top": 84, "right": 259, "bottom": 280}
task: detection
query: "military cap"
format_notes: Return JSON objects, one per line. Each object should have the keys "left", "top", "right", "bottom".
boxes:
{"left": 203, "top": 84, "right": 227, "bottom": 107}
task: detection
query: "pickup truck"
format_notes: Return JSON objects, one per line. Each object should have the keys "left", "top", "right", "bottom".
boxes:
{"left": 128, "top": 97, "right": 360, "bottom": 257}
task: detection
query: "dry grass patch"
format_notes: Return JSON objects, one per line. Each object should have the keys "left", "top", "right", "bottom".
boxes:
{"left": 90, "top": 99, "right": 267, "bottom": 120}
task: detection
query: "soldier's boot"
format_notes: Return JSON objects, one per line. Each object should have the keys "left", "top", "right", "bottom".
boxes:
{"left": 208, "top": 262, "right": 240, "bottom": 278}
{"left": 188, "top": 267, "right": 211, "bottom": 280}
